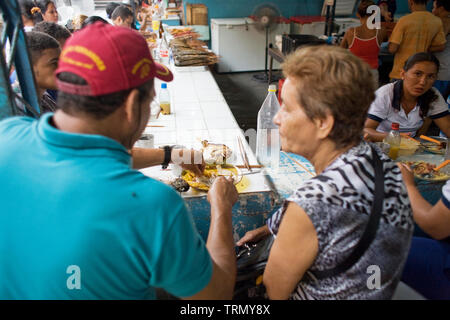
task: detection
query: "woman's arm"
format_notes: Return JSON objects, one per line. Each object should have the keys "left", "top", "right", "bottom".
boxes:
{"left": 340, "top": 28, "right": 352, "bottom": 49}
{"left": 415, "top": 117, "right": 432, "bottom": 137}
{"left": 398, "top": 163, "right": 450, "bottom": 240}
{"left": 433, "top": 114, "right": 450, "bottom": 137}
{"left": 263, "top": 202, "right": 319, "bottom": 300}
{"left": 364, "top": 118, "right": 388, "bottom": 142}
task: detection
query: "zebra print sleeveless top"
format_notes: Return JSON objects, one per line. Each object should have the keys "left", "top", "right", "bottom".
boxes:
{"left": 267, "top": 141, "right": 413, "bottom": 299}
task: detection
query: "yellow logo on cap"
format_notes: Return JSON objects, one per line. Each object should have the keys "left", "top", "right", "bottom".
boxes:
{"left": 61, "top": 46, "right": 106, "bottom": 71}
{"left": 156, "top": 65, "right": 170, "bottom": 77}
{"left": 132, "top": 58, "right": 152, "bottom": 79}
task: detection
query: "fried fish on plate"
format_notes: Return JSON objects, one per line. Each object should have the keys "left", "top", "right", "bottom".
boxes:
{"left": 201, "top": 140, "right": 232, "bottom": 165}
{"left": 182, "top": 164, "right": 241, "bottom": 191}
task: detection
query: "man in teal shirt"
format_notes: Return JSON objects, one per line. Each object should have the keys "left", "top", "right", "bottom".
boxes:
{"left": 0, "top": 22, "right": 238, "bottom": 299}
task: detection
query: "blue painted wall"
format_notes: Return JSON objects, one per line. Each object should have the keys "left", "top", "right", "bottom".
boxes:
{"left": 184, "top": 0, "right": 325, "bottom": 21}
{"left": 183, "top": 0, "right": 431, "bottom": 22}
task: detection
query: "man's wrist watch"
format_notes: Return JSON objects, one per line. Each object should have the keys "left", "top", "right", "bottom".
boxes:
{"left": 160, "top": 145, "right": 174, "bottom": 169}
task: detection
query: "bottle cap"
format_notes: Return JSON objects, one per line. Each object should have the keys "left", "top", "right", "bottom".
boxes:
{"left": 161, "top": 83, "right": 167, "bottom": 89}
{"left": 268, "top": 84, "right": 277, "bottom": 92}
{"left": 391, "top": 122, "right": 399, "bottom": 130}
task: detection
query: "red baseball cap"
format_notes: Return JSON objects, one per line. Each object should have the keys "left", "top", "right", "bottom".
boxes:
{"left": 55, "top": 22, "right": 173, "bottom": 96}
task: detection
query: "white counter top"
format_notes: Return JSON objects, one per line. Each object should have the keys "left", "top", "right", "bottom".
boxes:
{"left": 140, "top": 64, "right": 272, "bottom": 197}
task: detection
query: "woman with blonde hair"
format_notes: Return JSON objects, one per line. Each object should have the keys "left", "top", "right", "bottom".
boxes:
{"left": 237, "top": 45, "right": 413, "bottom": 300}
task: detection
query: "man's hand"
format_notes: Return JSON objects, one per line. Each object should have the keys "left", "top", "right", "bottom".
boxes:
{"left": 172, "top": 148, "right": 205, "bottom": 176}
{"left": 207, "top": 177, "right": 238, "bottom": 211}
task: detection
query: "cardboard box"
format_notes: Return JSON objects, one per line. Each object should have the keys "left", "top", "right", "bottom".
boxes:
{"left": 186, "top": 3, "right": 208, "bottom": 25}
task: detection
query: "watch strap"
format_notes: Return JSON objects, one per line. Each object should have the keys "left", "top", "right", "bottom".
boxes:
{"left": 161, "top": 145, "right": 173, "bottom": 169}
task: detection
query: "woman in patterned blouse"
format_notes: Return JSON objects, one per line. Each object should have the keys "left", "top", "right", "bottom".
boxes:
{"left": 237, "top": 45, "right": 414, "bottom": 300}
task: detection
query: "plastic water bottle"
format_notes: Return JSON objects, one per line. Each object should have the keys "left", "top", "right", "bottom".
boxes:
{"left": 159, "top": 39, "right": 170, "bottom": 65}
{"left": 256, "top": 84, "right": 281, "bottom": 170}
{"left": 159, "top": 83, "right": 171, "bottom": 115}
{"left": 384, "top": 122, "right": 401, "bottom": 160}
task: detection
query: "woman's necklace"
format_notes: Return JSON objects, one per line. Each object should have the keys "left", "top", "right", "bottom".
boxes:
{"left": 401, "top": 98, "right": 416, "bottom": 115}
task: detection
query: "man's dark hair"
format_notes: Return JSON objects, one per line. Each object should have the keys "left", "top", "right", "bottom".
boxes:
{"left": 434, "top": 0, "right": 450, "bottom": 11}
{"left": 19, "top": 0, "right": 43, "bottom": 23}
{"left": 33, "top": 21, "right": 71, "bottom": 42}
{"left": 25, "top": 31, "right": 60, "bottom": 64}
{"left": 412, "top": 0, "right": 429, "bottom": 5}
{"left": 111, "top": 5, "right": 133, "bottom": 21}
{"left": 81, "top": 16, "right": 109, "bottom": 28}
{"left": 56, "top": 72, "right": 154, "bottom": 119}
{"left": 106, "top": 2, "right": 121, "bottom": 19}
{"left": 36, "top": 0, "right": 55, "bottom": 14}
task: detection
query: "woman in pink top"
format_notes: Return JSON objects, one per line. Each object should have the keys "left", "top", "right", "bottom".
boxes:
{"left": 341, "top": 0, "right": 387, "bottom": 87}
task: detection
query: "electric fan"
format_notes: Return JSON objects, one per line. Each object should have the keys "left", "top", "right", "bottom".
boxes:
{"left": 251, "top": 3, "right": 282, "bottom": 83}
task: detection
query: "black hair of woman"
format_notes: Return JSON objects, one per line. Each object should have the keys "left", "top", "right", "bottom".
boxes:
{"left": 81, "top": 16, "right": 109, "bottom": 29}
{"left": 400, "top": 52, "right": 440, "bottom": 118}
{"left": 18, "top": 0, "right": 43, "bottom": 24}
{"left": 106, "top": 2, "right": 121, "bottom": 19}
{"left": 35, "top": 0, "right": 54, "bottom": 14}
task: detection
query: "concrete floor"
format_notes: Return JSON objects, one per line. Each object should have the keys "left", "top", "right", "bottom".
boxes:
{"left": 212, "top": 69, "right": 283, "bottom": 132}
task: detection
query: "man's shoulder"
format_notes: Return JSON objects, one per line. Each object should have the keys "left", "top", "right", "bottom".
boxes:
{"left": 0, "top": 116, "right": 35, "bottom": 139}
{"left": 410, "top": 11, "right": 442, "bottom": 25}
{"left": 0, "top": 115, "right": 34, "bottom": 129}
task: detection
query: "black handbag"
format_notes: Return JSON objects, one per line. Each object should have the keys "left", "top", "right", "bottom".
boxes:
{"left": 233, "top": 145, "right": 385, "bottom": 298}
{"left": 233, "top": 235, "right": 274, "bottom": 300}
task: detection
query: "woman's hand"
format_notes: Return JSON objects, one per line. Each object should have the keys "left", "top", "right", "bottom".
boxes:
{"left": 236, "top": 225, "right": 271, "bottom": 246}
{"left": 397, "top": 163, "right": 416, "bottom": 188}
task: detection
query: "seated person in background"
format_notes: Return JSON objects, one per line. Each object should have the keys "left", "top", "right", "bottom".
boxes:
{"left": 106, "top": 2, "right": 121, "bottom": 21}
{"left": 111, "top": 5, "right": 134, "bottom": 28}
{"left": 71, "top": 14, "right": 88, "bottom": 31}
{"left": 33, "top": 21, "right": 71, "bottom": 47}
{"left": 16, "top": 31, "right": 61, "bottom": 115}
{"left": 18, "top": 0, "right": 43, "bottom": 31}
{"left": 341, "top": 0, "right": 387, "bottom": 87}
{"left": 36, "top": 0, "right": 58, "bottom": 23}
{"left": 33, "top": 21, "right": 71, "bottom": 101}
{"left": 388, "top": 0, "right": 446, "bottom": 81}
{"left": 237, "top": 45, "right": 413, "bottom": 300}
{"left": 81, "top": 16, "right": 109, "bottom": 29}
{"left": 398, "top": 163, "right": 450, "bottom": 299}
{"left": 378, "top": 0, "right": 396, "bottom": 22}
{"left": 0, "top": 23, "right": 237, "bottom": 300}
{"left": 432, "top": 0, "right": 450, "bottom": 99}
{"left": 7, "top": 1, "right": 44, "bottom": 86}
{"left": 364, "top": 52, "right": 450, "bottom": 142}
{"left": 136, "top": 5, "right": 153, "bottom": 32}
